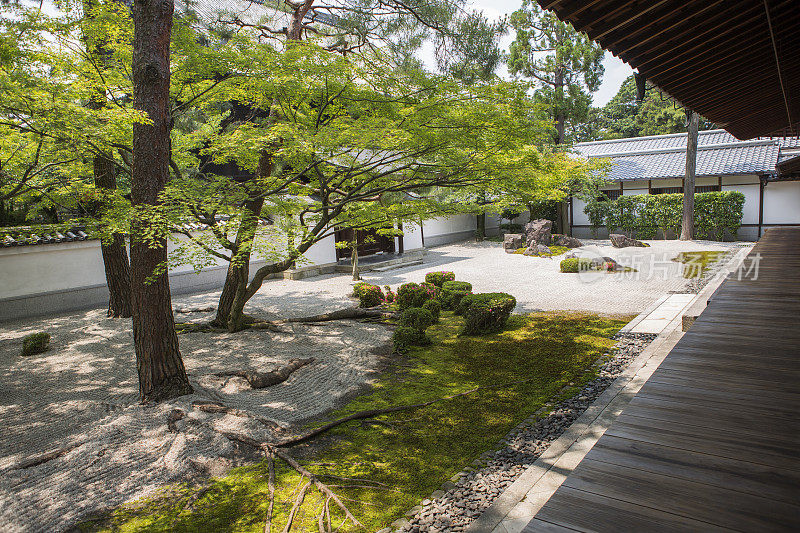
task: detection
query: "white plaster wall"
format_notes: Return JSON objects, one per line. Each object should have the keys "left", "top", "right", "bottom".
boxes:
{"left": 572, "top": 198, "right": 590, "bottom": 226}
{"left": 0, "top": 241, "right": 107, "bottom": 299}
{"left": 763, "top": 181, "right": 800, "bottom": 224}
{"left": 302, "top": 233, "right": 337, "bottom": 266}
{"left": 401, "top": 223, "right": 423, "bottom": 250}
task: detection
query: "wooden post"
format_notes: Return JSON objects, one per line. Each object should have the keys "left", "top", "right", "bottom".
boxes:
{"left": 758, "top": 177, "right": 766, "bottom": 239}
{"left": 680, "top": 111, "right": 699, "bottom": 240}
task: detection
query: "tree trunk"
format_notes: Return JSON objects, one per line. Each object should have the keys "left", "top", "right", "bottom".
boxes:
{"left": 680, "top": 111, "right": 699, "bottom": 241}
{"left": 214, "top": 152, "right": 274, "bottom": 330}
{"left": 94, "top": 155, "right": 132, "bottom": 318}
{"left": 130, "top": 0, "right": 192, "bottom": 403}
{"left": 351, "top": 243, "right": 360, "bottom": 281}
{"left": 476, "top": 213, "right": 486, "bottom": 241}
{"left": 82, "top": 0, "right": 132, "bottom": 318}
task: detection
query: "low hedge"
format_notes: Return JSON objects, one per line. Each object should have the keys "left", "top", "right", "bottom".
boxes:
{"left": 400, "top": 307, "right": 436, "bottom": 331}
{"left": 425, "top": 271, "right": 456, "bottom": 287}
{"left": 442, "top": 281, "right": 472, "bottom": 292}
{"left": 584, "top": 191, "right": 745, "bottom": 240}
{"left": 559, "top": 258, "right": 596, "bottom": 273}
{"left": 461, "top": 293, "right": 517, "bottom": 335}
{"left": 392, "top": 326, "right": 430, "bottom": 353}
{"left": 442, "top": 289, "right": 472, "bottom": 312}
{"left": 22, "top": 332, "right": 50, "bottom": 356}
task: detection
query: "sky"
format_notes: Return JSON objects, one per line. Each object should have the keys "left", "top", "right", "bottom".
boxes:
{"left": 467, "top": 0, "right": 633, "bottom": 107}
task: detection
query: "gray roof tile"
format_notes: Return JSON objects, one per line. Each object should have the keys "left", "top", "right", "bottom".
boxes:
{"left": 573, "top": 130, "right": 797, "bottom": 181}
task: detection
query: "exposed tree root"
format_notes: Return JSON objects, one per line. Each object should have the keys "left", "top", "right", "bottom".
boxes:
{"left": 173, "top": 306, "right": 216, "bottom": 314}
{"left": 13, "top": 441, "right": 85, "bottom": 470}
{"left": 264, "top": 451, "right": 276, "bottom": 533}
{"left": 217, "top": 430, "right": 365, "bottom": 531}
{"left": 189, "top": 376, "right": 535, "bottom": 530}
{"left": 279, "top": 307, "right": 391, "bottom": 323}
{"left": 167, "top": 409, "right": 185, "bottom": 433}
{"left": 175, "top": 322, "right": 287, "bottom": 334}
{"left": 192, "top": 401, "right": 286, "bottom": 434}
{"left": 275, "top": 377, "right": 536, "bottom": 447}
{"left": 213, "top": 358, "right": 314, "bottom": 389}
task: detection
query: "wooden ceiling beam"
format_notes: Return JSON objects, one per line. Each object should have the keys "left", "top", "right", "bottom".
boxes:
{"left": 659, "top": 28, "right": 797, "bottom": 90}
{"left": 654, "top": 53, "right": 795, "bottom": 110}
{"left": 609, "top": 0, "right": 727, "bottom": 58}
{"left": 576, "top": 0, "right": 672, "bottom": 41}
{"left": 620, "top": 2, "right": 763, "bottom": 70}
{"left": 646, "top": 24, "right": 778, "bottom": 84}
{"left": 551, "top": 0, "right": 609, "bottom": 22}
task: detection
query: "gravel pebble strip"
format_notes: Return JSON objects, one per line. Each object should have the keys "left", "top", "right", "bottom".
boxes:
{"left": 390, "top": 333, "right": 657, "bottom": 533}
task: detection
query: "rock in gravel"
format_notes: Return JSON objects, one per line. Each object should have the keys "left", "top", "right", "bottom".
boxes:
{"left": 551, "top": 234, "right": 583, "bottom": 248}
{"left": 503, "top": 233, "right": 525, "bottom": 253}
{"left": 523, "top": 244, "right": 551, "bottom": 256}
{"left": 524, "top": 219, "right": 552, "bottom": 247}
{"left": 609, "top": 233, "right": 649, "bottom": 248}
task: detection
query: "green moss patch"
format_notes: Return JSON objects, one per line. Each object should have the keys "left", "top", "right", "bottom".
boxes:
{"left": 81, "top": 312, "right": 627, "bottom": 533}
{"left": 672, "top": 251, "right": 727, "bottom": 278}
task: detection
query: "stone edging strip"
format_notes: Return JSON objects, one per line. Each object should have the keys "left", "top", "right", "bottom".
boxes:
{"left": 464, "top": 248, "right": 749, "bottom": 533}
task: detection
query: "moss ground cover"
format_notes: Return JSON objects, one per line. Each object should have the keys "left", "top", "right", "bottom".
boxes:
{"left": 672, "top": 250, "right": 727, "bottom": 278}
{"left": 80, "top": 312, "right": 627, "bottom": 533}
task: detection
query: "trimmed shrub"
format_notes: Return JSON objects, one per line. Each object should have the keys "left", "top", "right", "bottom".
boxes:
{"left": 462, "top": 293, "right": 517, "bottom": 335}
{"left": 422, "top": 299, "right": 441, "bottom": 322}
{"left": 425, "top": 271, "right": 456, "bottom": 287}
{"left": 385, "top": 289, "right": 395, "bottom": 303}
{"left": 559, "top": 258, "right": 595, "bottom": 273}
{"left": 392, "top": 326, "right": 429, "bottom": 353}
{"left": 456, "top": 293, "right": 476, "bottom": 316}
{"left": 22, "top": 332, "right": 50, "bottom": 356}
{"left": 441, "top": 289, "right": 472, "bottom": 311}
{"left": 442, "top": 281, "right": 472, "bottom": 292}
{"left": 400, "top": 307, "right": 436, "bottom": 331}
{"left": 352, "top": 281, "right": 372, "bottom": 298}
{"left": 357, "top": 284, "right": 384, "bottom": 307}
{"left": 397, "top": 282, "right": 439, "bottom": 310}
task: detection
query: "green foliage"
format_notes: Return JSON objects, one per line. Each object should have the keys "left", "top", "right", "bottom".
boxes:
{"left": 425, "top": 271, "right": 456, "bottom": 287}
{"left": 596, "top": 76, "right": 715, "bottom": 140}
{"left": 383, "top": 286, "right": 395, "bottom": 304}
{"left": 357, "top": 284, "right": 384, "bottom": 308}
{"left": 583, "top": 197, "right": 611, "bottom": 238}
{"left": 585, "top": 192, "right": 744, "bottom": 240}
{"left": 392, "top": 326, "right": 430, "bottom": 353}
{"left": 396, "top": 283, "right": 439, "bottom": 310}
{"left": 400, "top": 307, "right": 436, "bottom": 332}
{"left": 560, "top": 258, "right": 595, "bottom": 273}
{"left": 461, "top": 293, "right": 517, "bottom": 335}
{"left": 508, "top": 0, "right": 604, "bottom": 144}
{"left": 422, "top": 299, "right": 442, "bottom": 322}
{"left": 21, "top": 332, "right": 50, "bottom": 356}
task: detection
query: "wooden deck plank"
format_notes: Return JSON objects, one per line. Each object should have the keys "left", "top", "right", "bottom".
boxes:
{"left": 524, "top": 228, "right": 800, "bottom": 532}
{"left": 561, "top": 460, "right": 800, "bottom": 532}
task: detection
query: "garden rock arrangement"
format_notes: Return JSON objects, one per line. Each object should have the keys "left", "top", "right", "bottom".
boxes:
{"left": 502, "top": 233, "right": 525, "bottom": 253}
{"left": 394, "top": 332, "right": 656, "bottom": 533}
{"left": 523, "top": 244, "right": 550, "bottom": 256}
{"left": 610, "top": 233, "right": 649, "bottom": 248}
{"left": 523, "top": 219, "right": 552, "bottom": 247}
{"left": 551, "top": 234, "right": 582, "bottom": 248}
